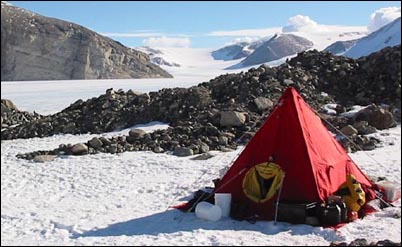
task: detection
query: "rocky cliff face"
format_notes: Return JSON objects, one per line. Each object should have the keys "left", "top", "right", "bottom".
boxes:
{"left": 1, "top": 2, "right": 172, "bottom": 81}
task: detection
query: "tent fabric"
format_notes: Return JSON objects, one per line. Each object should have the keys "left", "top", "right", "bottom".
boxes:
{"left": 214, "top": 87, "right": 376, "bottom": 220}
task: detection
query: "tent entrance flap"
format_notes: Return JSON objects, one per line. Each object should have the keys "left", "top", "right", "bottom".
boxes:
{"left": 242, "top": 162, "right": 284, "bottom": 203}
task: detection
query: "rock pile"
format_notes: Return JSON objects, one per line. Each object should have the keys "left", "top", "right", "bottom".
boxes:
{"left": 2, "top": 45, "right": 400, "bottom": 159}
{"left": 1, "top": 99, "right": 42, "bottom": 129}
{"left": 330, "top": 238, "right": 401, "bottom": 246}
{"left": 288, "top": 46, "right": 401, "bottom": 107}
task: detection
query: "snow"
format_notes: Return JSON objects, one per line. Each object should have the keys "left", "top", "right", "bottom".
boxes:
{"left": 137, "top": 26, "right": 368, "bottom": 78}
{"left": 207, "top": 25, "right": 368, "bottom": 70}
{"left": 1, "top": 1, "right": 13, "bottom": 7}
{"left": 220, "top": 25, "right": 368, "bottom": 54}
{"left": 340, "top": 105, "right": 369, "bottom": 118}
{"left": 232, "top": 54, "right": 297, "bottom": 71}
{"left": 1, "top": 76, "right": 213, "bottom": 115}
{"left": 143, "top": 47, "right": 245, "bottom": 77}
{"left": 322, "top": 103, "right": 338, "bottom": 115}
{"left": 141, "top": 18, "right": 396, "bottom": 69}
{"left": 289, "top": 25, "right": 368, "bottom": 51}
{"left": 0, "top": 48, "right": 252, "bottom": 115}
{"left": 1, "top": 78, "right": 401, "bottom": 245}
{"left": 344, "top": 17, "right": 401, "bottom": 58}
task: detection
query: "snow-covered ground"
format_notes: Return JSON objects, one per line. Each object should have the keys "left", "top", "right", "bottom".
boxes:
{"left": 1, "top": 79, "right": 401, "bottom": 246}
{"left": 136, "top": 47, "right": 245, "bottom": 78}
{"left": 0, "top": 76, "right": 213, "bottom": 115}
{"left": 0, "top": 50, "right": 245, "bottom": 115}
{"left": 1, "top": 122, "right": 400, "bottom": 246}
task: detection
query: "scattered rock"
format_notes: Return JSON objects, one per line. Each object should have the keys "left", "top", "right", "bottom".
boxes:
{"left": 253, "top": 97, "right": 274, "bottom": 113}
{"left": 354, "top": 104, "right": 397, "bottom": 130}
{"left": 220, "top": 111, "right": 247, "bottom": 127}
{"left": 330, "top": 239, "right": 401, "bottom": 246}
{"left": 33, "top": 155, "right": 57, "bottom": 163}
{"left": 190, "top": 153, "right": 215, "bottom": 160}
{"left": 340, "top": 125, "right": 358, "bottom": 136}
{"left": 71, "top": 143, "right": 89, "bottom": 155}
{"left": 88, "top": 137, "right": 103, "bottom": 149}
{"left": 1, "top": 99, "right": 42, "bottom": 129}
{"left": 173, "top": 146, "right": 194, "bottom": 157}
{"left": 1, "top": 99, "right": 19, "bottom": 111}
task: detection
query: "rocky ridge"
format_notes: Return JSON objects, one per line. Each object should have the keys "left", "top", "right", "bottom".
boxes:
{"left": 1, "top": 46, "right": 400, "bottom": 160}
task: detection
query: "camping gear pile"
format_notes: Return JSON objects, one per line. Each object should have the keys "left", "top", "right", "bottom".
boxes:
{"left": 177, "top": 87, "right": 400, "bottom": 227}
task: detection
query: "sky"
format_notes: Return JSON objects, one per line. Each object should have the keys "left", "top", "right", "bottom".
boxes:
{"left": 7, "top": 1, "right": 402, "bottom": 48}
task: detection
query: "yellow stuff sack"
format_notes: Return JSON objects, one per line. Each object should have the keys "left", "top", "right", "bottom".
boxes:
{"left": 337, "top": 174, "right": 366, "bottom": 212}
{"left": 242, "top": 162, "right": 284, "bottom": 203}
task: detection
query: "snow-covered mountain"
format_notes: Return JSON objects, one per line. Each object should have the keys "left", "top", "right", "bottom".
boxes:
{"left": 227, "top": 34, "right": 313, "bottom": 69}
{"left": 211, "top": 42, "right": 252, "bottom": 61}
{"left": 130, "top": 26, "right": 368, "bottom": 75}
{"left": 211, "top": 26, "right": 367, "bottom": 70}
{"left": 323, "top": 39, "right": 359, "bottom": 54}
{"left": 341, "top": 17, "right": 401, "bottom": 58}
{"left": 211, "top": 39, "right": 267, "bottom": 61}
{"left": 136, "top": 46, "right": 180, "bottom": 67}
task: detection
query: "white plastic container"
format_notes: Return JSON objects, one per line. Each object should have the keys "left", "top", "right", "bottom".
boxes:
{"left": 215, "top": 193, "right": 232, "bottom": 217}
{"left": 195, "top": 201, "right": 222, "bottom": 221}
{"left": 376, "top": 180, "right": 401, "bottom": 202}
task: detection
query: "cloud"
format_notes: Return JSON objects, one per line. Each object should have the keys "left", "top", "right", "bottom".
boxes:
{"left": 101, "top": 32, "right": 163, "bottom": 37}
{"left": 368, "top": 7, "right": 401, "bottom": 32}
{"left": 143, "top": 36, "right": 191, "bottom": 48}
{"left": 226, "top": 37, "right": 260, "bottom": 45}
{"left": 282, "top": 15, "right": 328, "bottom": 33}
{"left": 207, "top": 27, "right": 282, "bottom": 37}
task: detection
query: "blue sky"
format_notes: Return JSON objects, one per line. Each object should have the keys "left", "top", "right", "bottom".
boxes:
{"left": 8, "top": 1, "right": 402, "bottom": 48}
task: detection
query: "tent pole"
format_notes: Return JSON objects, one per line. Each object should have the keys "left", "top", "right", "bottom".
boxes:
{"left": 274, "top": 174, "right": 285, "bottom": 225}
{"left": 375, "top": 191, "right": 395, "bottom": 208}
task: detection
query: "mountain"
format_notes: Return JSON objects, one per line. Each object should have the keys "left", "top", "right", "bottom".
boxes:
{"left": 211, "top": 42, "right": 251, "bottom": 61}
{"left": 211, "top": 26, "right": 367, "bottom": 65}
{"left": 341, "top": 17, "right": 401, "bottom": 58}
{"left": 227, "top": 34, "right": 313, "bottom": 69}
{"left": 136, "top": 46, "right": 180, "bottom": 67}
{"left": 323, "top": 39, "right": 358, "bottom": 55}
{"left": 0, "top": 2, "right": 172, "bottom": 81}
{"left": 211, "top": 40, "right": 266, "bottom": 61}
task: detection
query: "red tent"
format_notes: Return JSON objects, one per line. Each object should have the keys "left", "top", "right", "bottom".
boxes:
{"left": 215, "top": 87, "right": 377, "bottom": 221}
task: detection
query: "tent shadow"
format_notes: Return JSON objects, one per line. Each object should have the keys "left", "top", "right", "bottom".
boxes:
{"left": 74, "top": 209, "right": 227, "bottom": 238}
{"left": 73, "top": 209, "right": 342, "bottom": 242}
